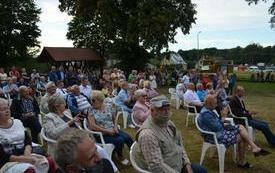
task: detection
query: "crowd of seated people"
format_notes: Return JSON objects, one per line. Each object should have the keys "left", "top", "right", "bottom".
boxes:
{"left": 1, "top": 65, "right": 274, "bottom": 173}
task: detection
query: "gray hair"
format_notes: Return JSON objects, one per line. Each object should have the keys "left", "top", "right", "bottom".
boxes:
{"left": 18, "top": 86, "right": 28, "bottom": 96}
{"left": 45, "top": 81, "right": 56, "bottom": 90}
{"left": 91, "top": 90, "right": 105, "bottom": 102}
{"left": 134, "top": 89, "right": 146, "bottom": 98}
{"left": 0, "top": 98, "right": 8, "bottom": 106}
{"left": 54, "top": 129, "right": 94, "bottom": 171}
{"left": 48, "top": 95, "right": 65, "bottom": 113}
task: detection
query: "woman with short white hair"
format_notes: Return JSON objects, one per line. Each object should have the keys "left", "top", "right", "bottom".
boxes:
{"left": 132, "top": 89, "right": 151, "bottom": 126}
{"left": 0, "top": 98, "right": 54, "bottom": 173}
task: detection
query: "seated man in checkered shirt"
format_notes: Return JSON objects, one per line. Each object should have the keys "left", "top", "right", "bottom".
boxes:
{"left": 133, "top": 95, "right": 207, "bottom": 173}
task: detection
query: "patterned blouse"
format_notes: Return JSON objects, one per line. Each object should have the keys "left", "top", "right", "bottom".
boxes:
{"left": 91, "top": 104, "right": 115, "bottom": 130}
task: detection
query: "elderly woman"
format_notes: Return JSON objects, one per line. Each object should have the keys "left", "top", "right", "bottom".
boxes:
{"left": 0, "top": 98, "right": 55, "bottom": 173}
{"left": 88, "top": 90, "right": 133, "bottom": 165}
{"left": 198, "top": 95, "right": 270, "bottom": 168}
{"left": 44, "top": 95, "right": 120, "bottom": 172}
{"left": 143, "top": 80, "right": 159, "bottom": 99}
{"left": 132, "top": 89, "right": 151, "bottom": 126}
{"left": 44, "top": 95, "right": 82, "bottom": 140}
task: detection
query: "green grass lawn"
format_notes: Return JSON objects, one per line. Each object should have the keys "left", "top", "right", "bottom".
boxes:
{"left": 117, "top": 81, "right": 275, "bottom": 173}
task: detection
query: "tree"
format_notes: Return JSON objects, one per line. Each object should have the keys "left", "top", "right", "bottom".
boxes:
{"left": 0, "top": 0, "right": 41, "bottom": 66}
{"left": 59, "top": 0, "right": 196, "bottom": 70}
{"left": 245, "top": 0, "right": 275, "bottom": 28}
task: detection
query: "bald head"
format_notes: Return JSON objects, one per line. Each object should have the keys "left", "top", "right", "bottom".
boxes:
{"left": 204, "top": 95, "right": 217, "bottom": 110}
{"left": 71, "top": 85, "right": 80, "bottom": 95}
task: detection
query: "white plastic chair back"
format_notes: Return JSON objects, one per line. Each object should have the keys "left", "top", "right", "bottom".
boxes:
{"left": 228, "top": 106, "right": 254, "bottom": 140}
{"left": 130, "top": 142, "right": 151, "bottom": 173}
{"left": 168, "top": 88, "right": 179, "bottom": 109}
{"left": 83, "top": 118, "right": 115, "bottom": 157}
{"left": 116, "top": 107, "right": 128, "bottom": 129}
{"left": 40, "top": 128, "right": 57, "bottom": 156}
{"left": 131, "top": 113, "right": 141, "bottom": 128}
{"left": 185, "top": 102, "right": 198, "bottom": 127}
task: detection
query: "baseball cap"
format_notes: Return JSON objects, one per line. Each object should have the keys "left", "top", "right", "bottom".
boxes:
{"left": 150, "top": 95, "right": 170, "bottom": 108}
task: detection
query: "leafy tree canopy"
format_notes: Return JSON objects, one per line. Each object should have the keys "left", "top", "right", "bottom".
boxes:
{"left": 59, "top": 0, "right": 196, "bottom": 70}
{"left": 0, "top": 0, "right": 41, "bottom": 66}
{"left": 246, "top": 0, "right": 275, "bottom": 28}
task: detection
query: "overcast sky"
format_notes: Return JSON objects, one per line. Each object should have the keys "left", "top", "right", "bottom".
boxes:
{"left": 36, "top": 0, "right": 275, "bottom": 51}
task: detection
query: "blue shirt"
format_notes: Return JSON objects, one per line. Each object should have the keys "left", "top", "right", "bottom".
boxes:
{"left": 198, "top": 107, "right": 224, "bottom": 143}
{"left": 114, "top": 89, "right": 128, "bottom": 107}
{"left": 196, "top": 90, "right": 207, "bottom": 102}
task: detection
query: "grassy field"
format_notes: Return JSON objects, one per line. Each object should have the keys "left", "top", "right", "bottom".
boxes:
{"left": 117, "top": 81, "right": 275, "bottom": 173}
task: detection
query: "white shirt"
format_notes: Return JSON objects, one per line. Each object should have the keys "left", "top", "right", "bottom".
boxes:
{"left": 56, "top": 88, "right": 67, "bottom": 98}
{"left": 80, "top": 84, "right": 92, "bottom": 98}
{"left": 176, "top": 83, "right": 185, "bottom": 99}
{"left": 182, "top": 75, "right": 190, "bottom": 86}
{"left": 183, "top": 89, "right": 203, "bottom": 106}
{"left": 0, "top": 72, "right": 7, "bottom": 83}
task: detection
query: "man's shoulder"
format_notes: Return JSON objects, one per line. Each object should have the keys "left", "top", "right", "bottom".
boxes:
{"left": 138, "top": 128, "right": 156, "bottom": 141}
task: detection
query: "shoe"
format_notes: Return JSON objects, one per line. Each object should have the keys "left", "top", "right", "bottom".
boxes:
{"left": 128, "top": 124, "right": 135, "bottom": 129}
{"left": 121, "top": 159, "right": 130, "bottom": 166}
{"left": 237, "top": 162, "right": 253, "bottom": 168}
{"left": 253, "top": 149, "right": 271, "bottom": 157}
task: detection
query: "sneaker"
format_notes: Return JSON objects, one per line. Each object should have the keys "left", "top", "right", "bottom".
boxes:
{"left": 121, "top": 159, "right": 130, "bottom": 165}
{"left": 128, "top": 124, "right": 135, "bottom": 128}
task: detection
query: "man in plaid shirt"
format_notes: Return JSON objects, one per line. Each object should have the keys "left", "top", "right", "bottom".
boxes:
{"left": 134, "top": 95, "right": 207, "bottom": 173}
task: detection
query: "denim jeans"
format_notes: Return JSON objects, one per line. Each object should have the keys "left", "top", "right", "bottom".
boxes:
{"left": 103, "top": 130, "right": 133, "bottom": 157}
{"left": 191, "top": 163, "right": 208, "bottom": 173}
{"left": 248, "top": 118, "right": 275, "bottom": 145}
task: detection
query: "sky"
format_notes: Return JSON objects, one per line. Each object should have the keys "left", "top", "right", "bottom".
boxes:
{"left": 36, "top": 0, "right": 275, "bottom": 51}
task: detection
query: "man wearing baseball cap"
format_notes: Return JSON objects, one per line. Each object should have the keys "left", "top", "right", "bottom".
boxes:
{"left": 133, "top": 95, "right": 207, "bottom": 173}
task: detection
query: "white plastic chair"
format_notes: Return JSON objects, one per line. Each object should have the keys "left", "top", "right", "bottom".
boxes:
{"left": 185, "top": 101, "right": 198, "bottom": 127}
{"left": 131, "top": 113, "right": 141, "bottom": 128}
{"left": 116, "top": 107, "right": 129, "bottom": 129}
{"left": 195, "top": 115, "right": 237, "bottom": 173}
{"left": 83, "top": 118, "right": 115, "bottom": 157}
{"left": 40, "top": 128, "right": 57, "bottom": 156}
{"left": 130, "top": 142, "right": 151, "bottom": 173}
{"left": 168, "top": 88, "right": 181, "bottom": 109}
{"left": 228, "top": 106, "right": 254, "bottom": 141}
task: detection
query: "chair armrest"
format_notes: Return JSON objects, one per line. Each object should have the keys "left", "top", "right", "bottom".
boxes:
{"left": 229, "top": 113, "right": 249, "bottom": 127}
{"left": 224, "top": 117, "right": 235, "bottom": 126}
{"left": 83, "top": 118, "right": 106, "bottom": 145}
{"left": 41, "top": 128, "right": 57, "bottom": 144}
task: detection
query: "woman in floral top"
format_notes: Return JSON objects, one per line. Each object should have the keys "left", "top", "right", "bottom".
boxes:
{"left": 88, "top": 90, "right": 133, "bottom": 165}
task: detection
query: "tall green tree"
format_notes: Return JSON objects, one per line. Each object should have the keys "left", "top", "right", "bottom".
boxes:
{"left": 59, "top": 0, "right": 196, "bottom": 70}
{"left": 0, "top": 0, "right": 41, "bottom": 66}
{"left": 246, "top": 0, "right": 275, "bottom": 28}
